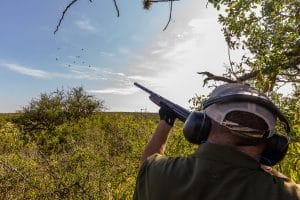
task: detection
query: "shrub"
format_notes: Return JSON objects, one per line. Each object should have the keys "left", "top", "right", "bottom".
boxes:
{"left": 13, "top": 87, "right": 105, "bottom": 145}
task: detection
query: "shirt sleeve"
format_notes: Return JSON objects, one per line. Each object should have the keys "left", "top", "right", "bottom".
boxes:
{"left": 133, "top": 153, "right": 167, "bottom": 200}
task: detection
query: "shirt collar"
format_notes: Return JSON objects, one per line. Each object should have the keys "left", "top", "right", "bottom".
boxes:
{"left": 192, "top": 143, "right": 261, "bottom": 169}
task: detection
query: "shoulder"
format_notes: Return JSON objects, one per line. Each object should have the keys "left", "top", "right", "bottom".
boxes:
{"left": 134, "top": 154, "right": 190, "bottom": 199}
{"left": 277, "top": 177, "right": 300, "bottom": 199}
{"left": 139, "top": 153, "right": 193, "bottom": 177}
{"left": 255, "top": 171, "right": 300, "bottom": 199}
{"left": 137, "top": 153, "right": 197, "bottom": 186}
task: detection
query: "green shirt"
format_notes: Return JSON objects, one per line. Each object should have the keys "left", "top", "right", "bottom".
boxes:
{"left": 134, "top": 143, "right": 300, "bottom": 200}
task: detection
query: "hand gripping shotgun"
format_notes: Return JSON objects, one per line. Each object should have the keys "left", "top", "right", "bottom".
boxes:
{"left": 134, "top": 82, "right": 190, "bottom": 122}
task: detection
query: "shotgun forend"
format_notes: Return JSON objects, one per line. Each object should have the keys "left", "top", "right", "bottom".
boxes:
{"left": 134, "top": 82, "right": 190, "bottom": 122}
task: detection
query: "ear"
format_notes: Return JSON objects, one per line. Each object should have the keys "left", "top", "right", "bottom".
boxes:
{"left": 183, "top": 111, "right": 211, "bottom": 144}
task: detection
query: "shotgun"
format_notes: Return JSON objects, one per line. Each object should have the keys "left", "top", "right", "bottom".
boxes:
{"left": 134, "top": 82, "right": 190, "bottom": 122}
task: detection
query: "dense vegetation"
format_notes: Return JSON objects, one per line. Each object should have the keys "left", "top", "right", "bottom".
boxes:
{"left": 0, "top": 112, "right": 197, "bottom": 199}
{"left": 0, "top": 88, "right": 299, "bottom": 199}
{"left": 0, "top": 88, "right": 196, "bottom": 199}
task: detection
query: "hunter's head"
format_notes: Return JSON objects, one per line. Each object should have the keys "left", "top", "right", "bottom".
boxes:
{"left": 204, "top": 83, "right": 276, "bottom": 147}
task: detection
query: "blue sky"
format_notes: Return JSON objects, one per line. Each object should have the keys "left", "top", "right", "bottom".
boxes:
{"left": 0, "top": 0, "right": 232, "bottom": 113}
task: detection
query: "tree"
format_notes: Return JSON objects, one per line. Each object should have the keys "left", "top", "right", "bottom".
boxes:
{"left": 13, "top": 87, "right": 105, "bottom": 144}
{"left": 203, "top": 0, "right": 299, "bottom": 91}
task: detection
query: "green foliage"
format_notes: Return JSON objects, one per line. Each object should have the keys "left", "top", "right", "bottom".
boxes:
{"left": 188, "top": 94, "right": 207, "bottom": 111}
{"left": 1, "top": 112, "right": 194, "bottom": 199}
{"left": 0, "top": 107, "right": 299, "bottom": 199}
{"left": 270, "top": 85, "right": 300, "bottom": 181}
{"left": 13, "top": 87, "right": 105, "bottom": 147}
{"left": 209, "top": 0, "right": 300, "bottom": 90}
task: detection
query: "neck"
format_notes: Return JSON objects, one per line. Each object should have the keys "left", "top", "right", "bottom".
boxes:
{"left": 207, "top": 132, "right": 265, "bottom": 161}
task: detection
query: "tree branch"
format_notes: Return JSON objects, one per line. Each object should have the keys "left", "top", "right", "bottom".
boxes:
{"left": 197, "top": 72, "right": 236, "bottom": 86}
{"left": 163, "top": 0, "right": 173, "bottom": 31}
{"left": 143, "top": 0, "right": 179, "bottom": 30}
{"left": 227, "top": 46, "right": 238, "bottom": 79}
{"left": 112, "top": 0, "right": 120, "bottom": 17}
{"left": 54, "top": 0, "right": 80, "bottom": 34}
{"left": 151, "top": 0, "right": 179, "bottom": 2}
{"left": 236, "top": 70, "right": 259, "bottom": 82}
{"left": 143, "top": 0, "right": 180, "bottom": 9}
{"left": 198, "top": 70, "right": 260, "bottom": 86}
{"left": 54, "top": 0, "right": 94, "bottom": 34}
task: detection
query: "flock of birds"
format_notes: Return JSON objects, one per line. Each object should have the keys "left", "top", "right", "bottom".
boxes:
{"left": 55, "top": 47, "right": 92, "bottom": 68}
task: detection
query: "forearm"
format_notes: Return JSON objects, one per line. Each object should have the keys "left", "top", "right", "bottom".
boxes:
{"left": 140, "top": 120, "right": 172, "bottom": 166}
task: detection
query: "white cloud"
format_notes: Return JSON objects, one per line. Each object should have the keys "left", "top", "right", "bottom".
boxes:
{"left": 127, "top": 75, "right": 155, "bottom": 82}
{"left": 0, "top": 61, "right": 129, "bottom": 82}
{"left": 88, "top": 86, "right": 138, "bottom": 95}
{"left": 75, "top": 18, "right": 96, "bottom": 32}
{"left": 102, "top": 2, "right": 233, "bottom": 112}
{"left": 99, "top": 51, "right": 114, "bottom": 57}
{"left": 67, "top": 55, "right": 76, "bottom": 59}
{"left": 1, "top": 62, "right": 49, "bottom": 78}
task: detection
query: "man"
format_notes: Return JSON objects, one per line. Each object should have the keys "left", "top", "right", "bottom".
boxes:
{"left": 133, "top": 83, "right": 300, "bottom": 200}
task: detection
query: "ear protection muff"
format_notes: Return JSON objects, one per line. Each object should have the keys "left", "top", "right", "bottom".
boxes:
{"left": 183, "top": 93, "right": 290, "bottom": 166}
{"left": 260, "top": 134, "right": 289, "bottom": 166}
{"left": 183, "top": 111, "right": 211, "bottom": 144}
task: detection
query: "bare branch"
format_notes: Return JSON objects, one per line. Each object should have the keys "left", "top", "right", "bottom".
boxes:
{"left": 163, "top": 0, "right": 173, "bottom": 31}
{"left": 236, "top": 70, "right": 259, "bottom": 82}
{"left": 54, "top": 0, "right": 80, "bottom": 34}
{"left": 143, "top": 0, "right": 179, "bottom": 30}
{"left": 151, "top": 0, "right": 179, "bottom": 1}
{"left": 112, "top": 0, "right": 120, "bottom": 17}
{"left": 197, "top": 72, "right": 236, "bottom": 86}
{"left": 143, "top": 0, "right": 152, "bottom": 9}
{"left": 143, "top": 0, "right": 179, "bottom": 10}
{"left": 149, "top": 0, "right": 179, "bottom": 3}
{"left": 227, "top": 46, "right": 238, "bottom": 79}
{"left": 198, "top": 70, "right": 260, "bottom": 86}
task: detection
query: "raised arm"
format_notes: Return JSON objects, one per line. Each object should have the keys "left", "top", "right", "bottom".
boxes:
{"left": 140, "top": 106, "right": 176, "bottom": 166}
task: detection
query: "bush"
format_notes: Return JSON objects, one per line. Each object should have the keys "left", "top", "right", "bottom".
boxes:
{"left": 13, "top": 87, "right": 105, "bottom": 145}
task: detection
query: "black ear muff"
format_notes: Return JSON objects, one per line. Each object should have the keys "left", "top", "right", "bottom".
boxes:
{"left": 260, "top": 134, "right": 289, "bottom": 166}
{"left": 183, "top": 111, "right": 211, "bottom": 144}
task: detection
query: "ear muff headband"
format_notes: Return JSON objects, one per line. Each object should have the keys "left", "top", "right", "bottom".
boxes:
{"left": 203, "top": 94, "right": 290, "bottom": 134}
